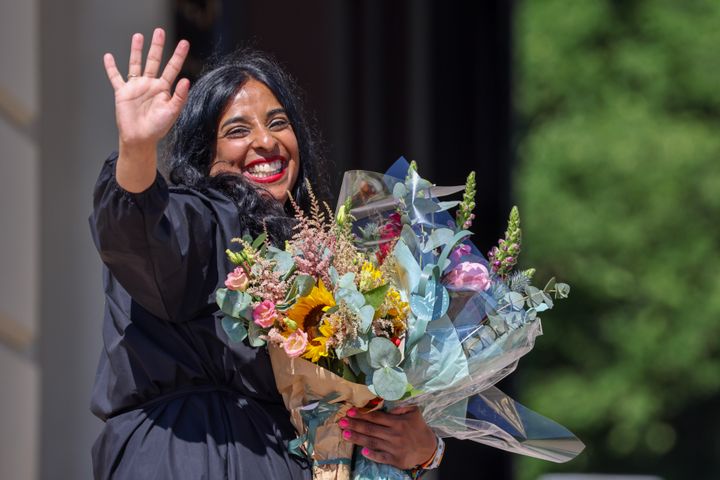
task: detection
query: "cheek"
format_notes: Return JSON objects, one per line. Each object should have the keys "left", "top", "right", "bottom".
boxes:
{"left": 215, "top": 140, "right": 250, "bottom": 164}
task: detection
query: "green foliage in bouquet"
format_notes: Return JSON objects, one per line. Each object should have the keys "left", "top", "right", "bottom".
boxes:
{"left": 515, "top": 1, "right": 720, "bottom": 478}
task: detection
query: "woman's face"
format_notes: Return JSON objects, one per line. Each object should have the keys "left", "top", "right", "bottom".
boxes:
{"left": 211, "top": 78, "right": 300, "bottom": 202}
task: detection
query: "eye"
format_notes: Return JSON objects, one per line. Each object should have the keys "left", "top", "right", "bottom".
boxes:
{"left": 224, "top": 126, "right": 250, "bottom": 138}
{"left": 268, "top": 117, "right": 290, "bottom": 131}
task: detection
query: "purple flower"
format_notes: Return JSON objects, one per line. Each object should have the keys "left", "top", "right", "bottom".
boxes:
{"left": 450, "top": 243, "right": 472, "bottom": 263}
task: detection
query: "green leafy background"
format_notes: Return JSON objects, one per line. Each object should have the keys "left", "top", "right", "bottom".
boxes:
{"left": 514, "top": 1, "right": 720, "bottom": 479}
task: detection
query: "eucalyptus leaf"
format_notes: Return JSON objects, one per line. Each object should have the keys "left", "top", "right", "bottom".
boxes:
{"left": 222, "top": 316, "right": 248, "bottom": 343}
{"left": 392, "top": 182, "right": 407, "bottom": 199}
{"left": 295, "top": 275, "right": 316, "bottom": 297}
{"left": 267, "top": 247, "right": 294, "bottom": 276}
{"left": 368, "top": 337, "right": 402, "bottom": 369}
{"left": 487, "top": 312, "right": 508, "bottom": 335}
{"left": 329, "top": 266, "right": 340, "bottom": 287}
{"left": 421, "top": 228, "right": 455, "bottom": 253}
{"left": 216, "top": 289, "right": 252, "bottom": 319}
{"left": 412, "top": 197, "right": 441, "bottom": 215}
{"left": 525, "top": 286, "right": 546, "bottom": 308}
{"left": 436, "top": 200, "right": 461, "bottom": 212}
{"left": 336, "top": 288, "right": 366, "bottom": 310}
{"left": 358, "top": 305, "right": 375, "bottom": 333}
{"left": 399, "top": 225, "right": 420, "bottom": 252}
{"left": 504, "top": 292, "right": 525, "bottom": 311}
{"left": 555, "top": 283, "right": 571, "bottom": 299}
{"left": 371, "top": 367, "right": 408, "bottom": 401}
{"left": 335, "top": 335, "right": 369, "bottom": 359}
{"left": 394, "top": 239, "right": 422, "bottom": 293}
{"left": 338, "top": 272, "right": 357, "bottom": 290}
{"left": 247, "top": 321, "right": 266, "bottom": 347}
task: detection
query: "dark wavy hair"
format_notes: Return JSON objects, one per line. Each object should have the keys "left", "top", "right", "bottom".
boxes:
{"left": 165, "top": 49, "right": 326, "bottom": 244}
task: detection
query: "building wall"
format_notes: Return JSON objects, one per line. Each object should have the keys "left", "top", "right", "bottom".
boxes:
{"left": 1, "top": 1, "right": 170, "bottom": 478}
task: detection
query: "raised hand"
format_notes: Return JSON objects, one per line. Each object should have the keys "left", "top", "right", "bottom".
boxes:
{"left": 103, "top": 28, "right": 190, "bottom": 192}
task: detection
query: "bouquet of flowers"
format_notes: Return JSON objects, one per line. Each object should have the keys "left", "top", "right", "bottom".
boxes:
{"left": 216, "top": 159, "right": 584, "bottom": 479}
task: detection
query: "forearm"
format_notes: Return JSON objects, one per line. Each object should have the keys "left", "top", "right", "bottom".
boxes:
{"left": 117, "top": 141, "right": 158, "bottom": 193}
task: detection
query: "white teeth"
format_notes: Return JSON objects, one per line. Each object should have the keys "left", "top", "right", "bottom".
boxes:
{"left": 246, "top": 160, "right": 283, "bottom": 175}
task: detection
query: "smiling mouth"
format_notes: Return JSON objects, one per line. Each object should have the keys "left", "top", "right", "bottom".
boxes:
{"left": 242, "top": 157, "right": 288, "bottom": 183}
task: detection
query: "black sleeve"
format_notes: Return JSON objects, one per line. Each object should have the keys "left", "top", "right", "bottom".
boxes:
{"left": 89, "top": 153, "right": 218, "bottom": 322}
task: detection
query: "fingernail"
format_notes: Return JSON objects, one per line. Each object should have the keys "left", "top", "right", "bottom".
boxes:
{"left": 361, "top": 448, "right": 370, "bottom": 456}
{"left": 343, "top": 430, "right": 352, "bottom": 439}
{"left": 347, "top": 408, "right": 357, "bottom": 417}
{"left": 338, "top": 418, "right": 349, "bottom": 428}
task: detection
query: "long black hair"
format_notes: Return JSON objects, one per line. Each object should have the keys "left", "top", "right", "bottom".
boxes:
{"left": 165, "top": 49, "right": 327, "bottom": 244}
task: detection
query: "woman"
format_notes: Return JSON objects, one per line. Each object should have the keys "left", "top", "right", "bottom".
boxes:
{"left": 91, "top": 28, "right": 439, "bottom": 479}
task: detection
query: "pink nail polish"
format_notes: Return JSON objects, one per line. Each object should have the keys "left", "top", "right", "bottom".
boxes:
{"left": 338, "top": 418, "right": 349, "bottom": 428}
{"left": 361, "top": 448, "right": 370, "bottom": 456}
{"left": 343, "top": 430, "right": 352, "bottom": 439}
{"left": 347, "top": 408, "right": 357, "bottom": 417}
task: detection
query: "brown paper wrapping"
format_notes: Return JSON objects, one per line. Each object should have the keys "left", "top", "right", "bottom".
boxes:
{"left": 268, "top": 344, "right": 377, "bottom": 480}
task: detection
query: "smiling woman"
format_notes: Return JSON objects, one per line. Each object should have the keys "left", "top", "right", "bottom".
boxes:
{"left": 90, "top": 27, "right": 439, "bottom": 480}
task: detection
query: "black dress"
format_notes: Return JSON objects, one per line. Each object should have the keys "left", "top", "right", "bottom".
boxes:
{"left": 89, "top": 154, "right": 309, "bottom": 479}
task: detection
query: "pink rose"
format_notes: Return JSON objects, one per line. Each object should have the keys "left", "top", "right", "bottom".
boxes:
{"left": 445, "top": 261, "right": 492, "bottom": 291}
{"left": 225, "top": 267, "right": 249, "bottom": 291}
{"left": 252, "top": 300, "right": 278, "bottom": 328}
{"left": 283, "top": 330, "right": 308, "bottom": 358}
{"left": 450, "top": 243, "right": 472, "bottom": 263}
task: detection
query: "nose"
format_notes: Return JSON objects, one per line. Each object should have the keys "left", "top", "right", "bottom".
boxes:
{"left": 251, "top": 126, "right": 277, "bottom": 151}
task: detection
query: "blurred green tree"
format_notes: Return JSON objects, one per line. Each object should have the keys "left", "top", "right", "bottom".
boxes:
{"left": 513, "top": 1, "right": 720, "bottom": 479}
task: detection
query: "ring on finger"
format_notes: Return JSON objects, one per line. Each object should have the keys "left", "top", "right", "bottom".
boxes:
{"left": 127, "top": 73, "right": 139, "bottom": 80}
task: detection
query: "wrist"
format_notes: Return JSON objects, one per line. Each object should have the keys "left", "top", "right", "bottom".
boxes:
{"left": 117, "top": 141, "right": 159, "bottom": 193}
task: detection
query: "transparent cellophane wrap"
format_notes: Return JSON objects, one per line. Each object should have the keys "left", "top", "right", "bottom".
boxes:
{"left": 272, "top": 161, "right": 584, "bottom": 480}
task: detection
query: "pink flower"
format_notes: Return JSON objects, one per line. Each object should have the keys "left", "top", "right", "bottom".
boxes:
{"left": 225, "top": 267, "right": 249, "bottom": 291}
{"left": 445, "top": 262, "right": 492, "bottom": 291}
{"left": 283, "top": 330, "right": 308, "bottom": 358}
{"left": 450, "top": 244, "right": 472, "bottom": 263}
{"left": 252, "top": 300, "right": 278, "bottom": 328}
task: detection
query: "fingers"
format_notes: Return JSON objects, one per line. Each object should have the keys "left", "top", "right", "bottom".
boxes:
{"left": 143, "top": 28, "right": 165, "bottom": 78}
{"left": 103, "top": 53, "right": 124, "bottom": 90}
{"left": 161, "top": 39, "right": 190, "bottom": 86}
{"left": 387, "top": 406, "right": 417, "bottom": 415}
{"left": 340, "top": 415, "right": 396, "bottom": 443}
{"left": 359, "top": 447, "right": 394, "bottom": 465}
{"left": 128, "top": 33, "right": 144, "bottom": 78}
{"left": 170, "top": 78, "right": 191, "bottom": 113}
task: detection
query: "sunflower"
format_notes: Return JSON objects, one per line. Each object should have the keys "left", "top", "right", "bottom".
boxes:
{"left": 302, "top": 319, "right": 335, "bottom": 363}
{"left": 286, "top": 279, "right": 336, "bottom": 339}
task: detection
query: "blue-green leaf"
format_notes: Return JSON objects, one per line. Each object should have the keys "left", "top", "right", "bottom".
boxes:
{"left": 222, "top": 316, "right": 248, "bottom": 343}
{"left": 358, "top": 305, "right": 375, "bottom": 333}
{"left": 335, "top": 335, "right": 369, "bottom": 359}
{"left": 368, "top": 337, "right": 402, "bottom": 369}
{"left": 421, "top": 228, "right": 455, "bottom": 253}
{"left": 338, "top": 272, "right": 357, "bottom": 290}
{"left": 247, "top": 320, "right": 266, "bottom": 347}
{"left": 504, "top": 292, "right": 525, "bottom": 311}
{"left": 216, "top": 289, "right": 252, "bottom": 319}
{"left": 295, "top": 275, "right": 315, "bottom": 297}
{"left": 371, "top": 367, "right": 408, "bottom": 401}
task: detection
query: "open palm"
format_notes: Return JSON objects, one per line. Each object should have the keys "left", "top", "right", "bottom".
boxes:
{"left": 104, "top": 28, "right": 190, "bottom": 146}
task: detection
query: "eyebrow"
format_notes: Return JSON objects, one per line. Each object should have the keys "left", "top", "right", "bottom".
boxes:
{"left": 220, "top": 108, "right": 288, "bottom": 130}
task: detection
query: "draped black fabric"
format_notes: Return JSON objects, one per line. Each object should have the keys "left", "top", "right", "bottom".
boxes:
{"left": 89, "top": 153, "right": 310, "bottom": 479}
